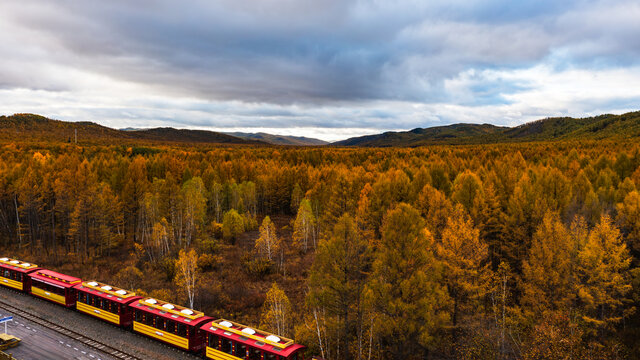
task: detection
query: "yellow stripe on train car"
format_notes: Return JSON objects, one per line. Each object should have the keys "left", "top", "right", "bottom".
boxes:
{"left": 31, "top": 286, "right": 66, "bottom": 305}
{"left": 133, "top": 321, "right": 189, "bottom": 349}
{"left": 0, "top": 276, "right": 23, "bottom": 291}
{"left": 76, "top": 302, "right": 120, "bottom": 325}
{"left": 206, "top": 347, "right": 243, "bottom": 360}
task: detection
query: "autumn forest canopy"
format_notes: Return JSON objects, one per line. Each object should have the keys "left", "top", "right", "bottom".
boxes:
{"left": 3, "top": 129, "right": 640, "bottom": 359}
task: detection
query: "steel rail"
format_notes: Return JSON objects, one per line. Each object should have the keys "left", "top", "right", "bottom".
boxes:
{"left": 0, "top": 296, "right": 141, "bottom": 360}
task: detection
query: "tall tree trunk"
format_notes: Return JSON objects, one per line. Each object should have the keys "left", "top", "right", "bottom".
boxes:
{"left": 14, "top": 195, "right": 22, "bottom": 248}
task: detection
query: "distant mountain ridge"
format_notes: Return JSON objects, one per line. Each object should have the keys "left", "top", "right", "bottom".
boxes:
{"left": 334, "top": 111, "right": 640, "bottom": 146}
{"left": 225, "top": 132, "right": 327, "bottom": 146}
{"left": 0, "top": 114, "right": 265, "bottom": 145}
{"left": 335, "top": 123, "right": 506, "bottom": 146}
{"left": 4, "top": 111, "right": 640, "bottom": 148}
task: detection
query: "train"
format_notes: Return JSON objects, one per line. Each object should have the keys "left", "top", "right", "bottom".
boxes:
{"left": 0, "top": 257, "right": 306, "bottom": 360}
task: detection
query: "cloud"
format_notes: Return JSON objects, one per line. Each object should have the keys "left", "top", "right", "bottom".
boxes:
{"left": 0, "top": 0, "right": 639, "bottom": 140}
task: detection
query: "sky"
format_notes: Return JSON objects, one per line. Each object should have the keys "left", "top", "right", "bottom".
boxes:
{"left": 1, "top": 0, "right": 640, "bottom": 141}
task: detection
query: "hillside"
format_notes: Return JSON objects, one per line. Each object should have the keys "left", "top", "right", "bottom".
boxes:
{"left": 334, "top": 111, "right": 640, "bottom": 146}
{"left": 0, "top": 114, "right": 265, "bottom": 145}
{"left": 225, "top": 132, "right": 328, "bottom": 146}
{"left": 334, "top": 123, "right": 506, "bottom": 146}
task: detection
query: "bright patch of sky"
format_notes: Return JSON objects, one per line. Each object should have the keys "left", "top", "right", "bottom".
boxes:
{"left": 1, "top": 0, "right": 639, "bottom": 141}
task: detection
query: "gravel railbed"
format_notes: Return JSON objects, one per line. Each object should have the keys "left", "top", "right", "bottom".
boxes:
{"left": 0, "top": 286, "right": 200, "bottom": 360}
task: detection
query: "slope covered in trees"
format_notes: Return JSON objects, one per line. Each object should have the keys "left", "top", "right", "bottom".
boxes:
{"left": 335, "top": 111, "right": 640, "bottom": 146}
{"left": 2, "top": 139, "right": 640, "bottom": 359}
{"left": 0, "top": 113, "right": 265, "bottom": 145}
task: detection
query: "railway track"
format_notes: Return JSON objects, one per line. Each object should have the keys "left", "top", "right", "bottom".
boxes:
{"left": 0, "top": 296, "right": 142, "bottom": 360}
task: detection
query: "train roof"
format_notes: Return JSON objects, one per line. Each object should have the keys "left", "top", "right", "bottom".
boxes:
{"left": 74, "top": 280, "right": 142, "bottom": 304}
{"left": 203, "top": 319, "right": 306, "bottom": 357}
{"left": 30, "top": 269, "right": 81, "bottom": 288}
{"left": 131, "top": 298, "right": 212, "bottom": 326}
{"left": 0, "top": 257, "right": 39, "bottom": 272}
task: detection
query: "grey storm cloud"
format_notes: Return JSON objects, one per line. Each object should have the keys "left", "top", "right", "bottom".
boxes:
{"left": 1, "top": 0, "right": 640, "bottom": 139}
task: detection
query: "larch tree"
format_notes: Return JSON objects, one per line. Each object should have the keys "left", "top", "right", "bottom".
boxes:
{"left": 416, "top": 184, "right": 453, "bottom": 240}
{"left": 616, "top": 190, "right": 640, "bottom": 252}
{"left": 366, "top": 203, "right": 449, "bottom": 360}
{"left": 175, "top": 248, "right": 199, "bottom": 309}
{"left": 308, "top": 213, "right": 371, "bottom": 360}
{"left": 452, "top": 169, "right": 484, "bottom": 215}
{"left": 260, "top": 282, "right": 292, "bottom": 337}
{"left": 255, "top": 216, "right": 280, "bottom": 262}
{"left": 477, "top": 183, "right": 507, "bottom": 268}
{"left": 521, "top": 211, "right": 575, "bottom": 315}
{"left": 293, "top": 199, "right": 315, "bottom": 252}
{"left": 577, "top": 215, "right": 633, "bottom": 334}
{"left": 122, "top": 156, "right": 149, "bottom": 243}
{"left": 437, "top": 204, "right": 490, "bottom": 327}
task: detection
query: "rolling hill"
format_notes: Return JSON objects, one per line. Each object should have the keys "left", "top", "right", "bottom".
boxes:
{"left": 334, "top": 111, "right": 640, "bottom": 146}
{"left": 224, "top": 132, "right": 328, "bottom": 146}
{"left": 0, "top": 114, "right": 265, "bottom": 145}
{"left": 334, "top": 123, "right": 506, "bottom": 146}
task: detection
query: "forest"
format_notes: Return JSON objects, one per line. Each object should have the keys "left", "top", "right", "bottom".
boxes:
{"left": 2, "top": 139, "right": 640, "bottom": 359}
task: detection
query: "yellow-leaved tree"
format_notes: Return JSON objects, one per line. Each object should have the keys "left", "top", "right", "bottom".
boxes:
{"left": 577, "top": 215, "right": 633, "bottom": 334}
{"left": 308, "top": 213, "right": 371, "bottom": 360}
{"left": 616, "top": 190, "right": 640, "bottom": 252}
{"left": 255, "top": 216, "right": 280, "bottom": 262}
{"left": 437, "top": 204, "right": 490, "bottom": 327}
{"left": 293, "top": 199, "right": 315, "bottom": 252}
{"left": 222, "top": 209, "right": 244, "bottom": 243}
{"left": 260, "top": 282, "right": 292, "bottom": 337}
{"left": 366, "top": 203, "right": 449, "bottom": 359}
{"left": 175, "top": 248, "right": 199, "bottom": 309}
{"left": 521, "top": 211, "right": 576, "bottom": 315}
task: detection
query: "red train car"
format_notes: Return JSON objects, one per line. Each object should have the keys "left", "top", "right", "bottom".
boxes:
{"left": 0, "top": 257, "right": 39, "bottom": 292}
{"left": 132, "top": 297, "right": 212, "bottom": 352}
{"left": 29, "top": 269, "right": 81, "bottom": 307}
{"left": 203, "top": 319, "right": 306, "bottom": 360}
{"left": 74, "top": 280, "right": 142, "bottom": 327}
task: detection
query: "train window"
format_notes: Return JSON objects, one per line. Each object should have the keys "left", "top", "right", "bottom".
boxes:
{"left": 289, "top": 353, "right": 299, "bottom": 360}
{"left": 149, "top": 314, "right": 156, "bottom": 327}
{"left": 156, "top": 317, "right": 166, "bottom": 330}
{"left": 18, "top": 273, "right": 22, "bottom": 281}
{"left": 135, "top": 310, "right": 142, "bottom": 322}
{"left": 2, "top": 270, "right": 8, "bottom": 278}
{"left": 237, "top": 343, "right": 247, "bottom": 358}
{"left": 265, "top": 354, "right": 279, "bottom": 360}
{"left": 177, "top": 323, "right": 187, "bottom": 337}
{"left": 220, "top": 338, "right": 233, "bottom": 354}
{"left": 208, "top": 334, "right": 219, "bottom": 348}
{"left": 167, "top": 320, "right": 176, "bottom": 334}
{"left": 248, "top": 347, "right": 261, "bottom": 360}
